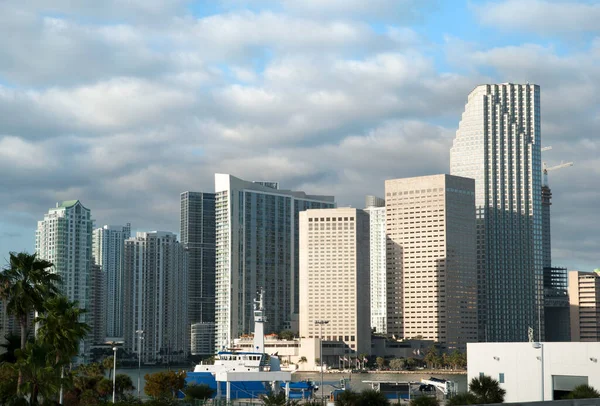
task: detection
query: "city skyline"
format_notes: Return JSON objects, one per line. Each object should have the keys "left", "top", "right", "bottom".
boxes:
{"left": 0, "top": 0, "right": 597, "bottom": 277}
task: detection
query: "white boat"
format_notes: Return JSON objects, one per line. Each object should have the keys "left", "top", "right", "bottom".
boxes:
{"left": 187, "top": 290, "right": 292, "bottom": 400}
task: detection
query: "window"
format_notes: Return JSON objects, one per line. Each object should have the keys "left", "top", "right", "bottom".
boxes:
{"left": 499, "top": 373, "right": 505, "bottom": 384}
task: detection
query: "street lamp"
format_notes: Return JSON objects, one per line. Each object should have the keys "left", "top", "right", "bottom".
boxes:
{"left": 532, "top": 342, "right": 544, "bottom": 401}
{"left": 112, "top": 346, "right": 118, "bottom": 403}
{"left": 136, "top": 330, "right": 144, "bottom": 399}
{"left": 315, "top": 320, "right": 329, "bottom": 405}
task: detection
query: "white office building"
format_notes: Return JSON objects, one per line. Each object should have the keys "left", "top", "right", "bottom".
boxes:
{"left": 364, "top": 196, "right": 387, "bottom": 335}
{"left": 451, "top": 83, "right": 543, "bottom": 342}
{"left": 214, "top": 174, "right": 335, "bottom": 349}
{"left": 123, "top": 232, "right": 188, "bottom": 363}
{"left": 93, "top": 224, "right": 131, "bottom": 339}
{"left": 35, "top": 200, "right": 93, "bottom": 356}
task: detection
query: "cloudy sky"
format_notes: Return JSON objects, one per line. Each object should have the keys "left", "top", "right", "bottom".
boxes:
{"left": 0, "top": 0, "right": 598, "bottom": 272}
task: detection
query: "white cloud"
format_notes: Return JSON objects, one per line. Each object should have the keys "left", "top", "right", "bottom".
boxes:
{"left": 474, "top": 0, "right": 600, "bottom": 34}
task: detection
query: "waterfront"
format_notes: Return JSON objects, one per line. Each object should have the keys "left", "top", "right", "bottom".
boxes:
{"left": 115, "top": 367, "right": 467, "bottom": 399}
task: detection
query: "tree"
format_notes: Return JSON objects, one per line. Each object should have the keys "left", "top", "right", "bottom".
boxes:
{"left": 0, "top": 252, "right": 60, "bottom": 392}
{"left": 410, "top": 395, "right": 439, "bottom": 406}
{"left": 299, "top": 356, "right": 307, "bottom": 364}
{"left": 0, "top": 333, "right": 23, "bottom": 364}
{"left": 115, "top": 374, "right": 135, "bottom": 399}
{"left": 358, "top": 389, "right": 390, "bottom": 406}
{"left": 564, "top": 384, "right": 600, "bottom": 399}
{"left": 405, "top": 357, "right": 417, "bottom": 370}
{"left": 278, "top": 330, "right": 295, "bottom": 341}
{"left": 446, "top": 392, "right": 479, "bottom": 406}
{"left": 335, "top": 389, "right": 360, "bottom": 406}
{"left": 183, "top": 384, "right": 215, "bottom": 400}
{"left": 103, "top": 356, "right": 115, "bottom": 380}
{"left": 96, "top": 378, "right": 113, "bottom": 400}
{"left": 13, "top": 341, "right": 63, "bottom": 405}
{"left": 315, "top": 357, "right": 321, "bottom": 366}
{"left": 389, "top": 358, "right": 406, "bottom": 371}
{"left": 144, "top": 370, "right": 186, "bottom": 400}
{"left": 469, "top": 375, "right": 506, "bottom": 404}
{"left": 376, "top": 357, "right": 385, "bottom": 370}
{"left": 424, "top": 347, "right": 438, "bottom": 369}
{"left": 0, "top": 364, "right": 18, "bottom": 404}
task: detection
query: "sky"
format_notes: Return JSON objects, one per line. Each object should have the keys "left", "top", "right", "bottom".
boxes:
{"left": 0, "top": 0, "right": 598, "bottom": 272}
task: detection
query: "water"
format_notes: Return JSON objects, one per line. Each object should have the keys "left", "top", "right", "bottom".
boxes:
{"left": 115, "top": 367, "right": 467, "bottom": 399}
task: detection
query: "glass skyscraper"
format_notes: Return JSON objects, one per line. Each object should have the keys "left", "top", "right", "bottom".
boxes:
{"left": 450, "top": 83, "right": 543, "bottom": 342}
{"left": 214, "top": 174, "right": 335, "bottom": 348}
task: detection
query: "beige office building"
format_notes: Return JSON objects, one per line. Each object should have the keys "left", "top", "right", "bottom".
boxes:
{"left": 299, "top": 208, "right": 371, "bottom": 359}
{"left": 569, "top": 270, "right": 600, "bottom": 341}
{"left": 385, "top": 174, "right": 477, "bottom": 351}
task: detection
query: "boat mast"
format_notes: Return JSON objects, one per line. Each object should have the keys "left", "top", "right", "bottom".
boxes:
{"left": 253, "top": 288, "right": 265, "bottom": 353}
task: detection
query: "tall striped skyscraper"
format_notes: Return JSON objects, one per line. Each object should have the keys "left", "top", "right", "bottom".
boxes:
{"left": 450, "top": 83, "right": 543, "bottom": 342}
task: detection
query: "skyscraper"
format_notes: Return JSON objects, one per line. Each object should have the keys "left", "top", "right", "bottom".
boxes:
{"left": 214, "top": 174, "right": 335, "bottom": 348}
{"left": 92, "top": 224, "right": 131, "bottom": 338}
{"left": 568, "top": 270, "right": 600, "bottom": 342}
{"left": 180, "top": 192, "right": 216, "bottom": 326}
{"left": 123, "top": 232, "right": 188, "bottom": 363}
{"left": 299, "top": 208, "right": 371, "bottom": 357}
{"left": 385, "top": 175, "right": 477, "bottom": 350}
{"left": 36, "top": 200, "right": 93, "bottom": 355}
{"left": 364, "top": 195, "right": 387, "bottom": 334}
{"left": 450, "top": 83, "right": 543, "bottom": 342}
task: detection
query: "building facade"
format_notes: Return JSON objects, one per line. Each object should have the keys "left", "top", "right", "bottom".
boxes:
{"left": 92, "top": 224, "right": 131, "bottom": 339}
{"left": 299, "top": 208, "right": 371, "bottom": 356}
{"left": 190, "top": 322, "right": 216, "bottom": 356}
{"left": 385, "top": 175, "right": 477, "bottom": 350}
{"left": 35, "top": 200, "right": 93, "bottom": 356}
{"left": 90, "top": 264, "right": 105, "bottom": 345}
{"left": 364, "top": 196, "right": 387, "bottom": 334}
{"left": 180, "top": 192, "right": 216, "bottom": 354}
{"left": 568, "top": 270, "right": 600, "bottom": 342}
{"left": 123, "top": 232, "right": 188, "bottom": 363}
{"left": 450, "top": 83, "right": 543, "bottom": 342}
{"left": 214, "top": 174, "right": 335, "bottom": 348}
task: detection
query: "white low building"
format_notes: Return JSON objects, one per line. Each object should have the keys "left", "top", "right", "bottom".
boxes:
{"left": 468, "top": 342, "right": 600, "bottom": 403}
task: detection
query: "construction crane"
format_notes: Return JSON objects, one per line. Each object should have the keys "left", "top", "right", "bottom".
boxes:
{"left": 543, "top": 161, "right": 573, "bottom": 186}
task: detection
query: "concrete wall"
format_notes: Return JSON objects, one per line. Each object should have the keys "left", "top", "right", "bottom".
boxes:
{"left": 468, "top": 342, "right": 600, "bottom": 403}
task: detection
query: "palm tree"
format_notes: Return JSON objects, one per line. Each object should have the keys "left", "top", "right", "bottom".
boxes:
{"left": 334, "top": 389, "right": 359, "bottom": 406}
{"left": 13, "top": 341, "right": 63, "bottom": 404}
{"left": 358, "top": 389, "right": 390, "bottom": 406}
{"left": 469, "top": 375, "right": 506, "bottom": 404}
{"left": 35, "top": 295, "right": 90, "bottom": 404}
{"left": 299, "top": 356, "right": 307, "bottom": 364}
{"left": 564, "top": 384, "right": 600, "bottom": 399}
{"left": 410, "top": 395, "right": 439, "bottom": 406}
{"left": 0, "top": 252, "right": 60, "bottom": 393}
{"left": 103, "top": 356, "right": 115, "bottom": 380}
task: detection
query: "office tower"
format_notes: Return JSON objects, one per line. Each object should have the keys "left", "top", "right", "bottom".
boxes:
{"left": 568, "top": 270, "right": 600, "bottom": 342}
{"left": 36, "top": 200, "right": 93, "bottom": 355}
{"left": 90, "top": 264, "right": 105, "bottom": 344}
{"left": 385, "top": 175, "right": 477, "bottom": 350}
{"left": 214, "top": 174, "right": 335, "bottom": 348}
{"left": 180, "top": 192, "right": 216, "bottom": 356}
{"left": 299, "top": 208, "right": 371, "bottom": 356}
{"left": 123, "top": 232, "right": 188, "bottom": 362}
{"left": 450, "top": 83, "right": 543, "bottom": 342}
{"left": 191, "top": 322, "right": 216, "bottom": 356}
{"left": 92, "top": 224, "right": 131, "bottom": 338}
{"left": 364, "top": 195, "right": 387, "bottom": 334}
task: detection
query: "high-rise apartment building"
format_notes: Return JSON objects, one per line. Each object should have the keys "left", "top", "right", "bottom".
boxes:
{"left": 364, "top": 196, "right": 387, "bottom": 334}
{"left": 214, "top": 174, "right": 335, "bottom": 348}
{"left": 123, "top": 232, "right": 188, "bottom": 363}
{"left": 568, "top": 270, "right": 600, "bottom": 342}
{"left": 450, "top": 83, "right": 543, "bottom": 342}
{"left": 90, "top": 264, "right": 105, "bottom": 344}
{"left": 180, "top": 192, "right": 216, "bottom": 330}
{"left": 92, "top": 224, "right": 131, "bottom": 339}
{"left": 385, "top": 175, "right": 477, "bottom": 350}
{"left": 299, "top": 208, "right": 371, "bottom": 356}
{"left": 36, "top": 200, "right": 93, "bottom": 355}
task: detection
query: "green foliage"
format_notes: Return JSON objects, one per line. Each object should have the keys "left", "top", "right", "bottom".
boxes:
{"left": 0, "top": 363, "right": 18, "bottom": 403}
{"left": 0, "top": 333, "right": 23, "bottom": 364}
{"left": 315, "top": 357, "right": 321, "bottom": 365}
{"left": 469, "top": 375, "right": 506, "bottom": 404}
{"left": 103, "top": 356, "right": 115, "bottom": 379}
{"left": 260, "top": 391, "right": 299, "bottom": 406}
{"left": 183, "top": 383, "right": 215, "bottom": 400}
{"left": 278, "top": 330, "right": 296, "bottom": 340}
{"left": 389, "top": 358, "right": 406, "bottom": 370}
{"left": 96, "top": 378, "right": 113, "bottom": 399}
{"left": 358, "top": 389, "right": 390, "bottom": 406}
{"left": 409, "top": 395, "right": 440, "bottom": 406}
{"left": 563, "top": 384, "right": 600, "bottom": 399}
{"left": 334, "top": 389, "right": 360, "bottom": 406}
{"left": 446, "top": 392, "right": 479, "bottom": 406}
{"left": 14, "top": 341, "right": 63, "bottom": 404}
{"left": 115, "top": 374, "right": 135, "bottom": 399}
{"left": 376, "top": 357, "right": 385, "bottom": 369}
{"left": 144, "top": 370, "right": 186, "bottom": 400}
{"left": 298, "top": 356, "right": 307, "bottom": 364}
